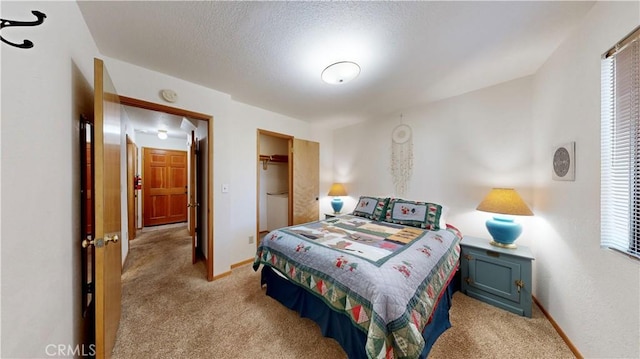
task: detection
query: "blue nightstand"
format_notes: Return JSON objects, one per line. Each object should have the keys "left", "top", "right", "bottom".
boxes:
{"left": 460, "top": 236, "right": 535, "bottom": 317}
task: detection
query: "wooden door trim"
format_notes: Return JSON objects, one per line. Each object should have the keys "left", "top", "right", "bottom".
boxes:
{"left": 119, "top": 95, "right": 215, "bottom": 282}
{"left": 126, "top": 136, "right": 136, "bottom": 241}
{"left": 256, "top": 129, "right": 294, "bottom": 249}
{"left": 189, "top": 131, "right": 197, "bottom": 264}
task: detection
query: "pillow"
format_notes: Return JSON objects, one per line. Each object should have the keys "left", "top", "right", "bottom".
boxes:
{"left": 438, "top": 205, "right": 449, "bottom": 229}
{"left": 352, "top": 196, "right": 390, "bottom": 221}
{"left": 383, "top": 198, "right": 445, "bottom": 230}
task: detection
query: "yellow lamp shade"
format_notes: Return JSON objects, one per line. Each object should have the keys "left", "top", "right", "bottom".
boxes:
{"left": 476, "top": 188, "right": 533, "bottom": 216}
{"left": 327, "top": 183, "right": 348, "bottom": 197}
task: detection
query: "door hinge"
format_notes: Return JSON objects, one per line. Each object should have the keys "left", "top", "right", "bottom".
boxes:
{"left": 84, "top": 282, "right": 94, "bottom": 294}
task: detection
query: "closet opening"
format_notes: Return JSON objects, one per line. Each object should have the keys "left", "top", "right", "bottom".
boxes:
{"left": 256, "top": 130, "right": 293, "bottom": 246}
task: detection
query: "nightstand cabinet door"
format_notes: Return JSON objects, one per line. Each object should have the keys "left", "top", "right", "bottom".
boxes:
{"left": 464, "top": 247, "right": 523, "bottom": 302}
{"left": 460, "top": 236, "right": 534, "bottom": 317}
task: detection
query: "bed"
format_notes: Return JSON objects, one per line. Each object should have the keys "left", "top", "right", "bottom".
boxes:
{"left": 253, "top": 197, "right": 462, "bottom": 359}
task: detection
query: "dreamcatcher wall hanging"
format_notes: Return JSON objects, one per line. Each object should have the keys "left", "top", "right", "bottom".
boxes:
{"left": 391, "top": 117, "right": 413, "bottom": 196}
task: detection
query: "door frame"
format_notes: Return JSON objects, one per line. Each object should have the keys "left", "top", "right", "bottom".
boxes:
{"left": 256, "top": 129, "right": 293, "bottom": 248}
{"left": 119, "top": 95, "right": 215, "bottom": 281}
{"left": 126, "top": 136, "right": 137, "bottom": 241}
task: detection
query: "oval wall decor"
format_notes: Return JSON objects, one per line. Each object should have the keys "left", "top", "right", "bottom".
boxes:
{"left": 552, "top": 142, "right": 575, "bottom": 181}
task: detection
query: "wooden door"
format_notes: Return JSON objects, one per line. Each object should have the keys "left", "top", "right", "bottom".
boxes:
{"left": 93, "top": 58, "right": 122, "bottom": 359}
{"left": 292, "top": 138, "right": 319, "bottom": 225}
{"left": 189, "top": 132, "right": 198, "bottom": 263}
{"left": 143, "top": 148, "right": 188, "bottom": 226}
{"left": 126, "top": 138, "right": 137, "bottom": 240}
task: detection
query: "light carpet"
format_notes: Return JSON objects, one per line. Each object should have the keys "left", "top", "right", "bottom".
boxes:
{"left": 112, "top": 226, "right": 575, "bottom": 358}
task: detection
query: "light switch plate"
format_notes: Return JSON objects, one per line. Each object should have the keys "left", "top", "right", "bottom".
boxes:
{"left": 222, "top": 184, "right": 229, "bottom": 193}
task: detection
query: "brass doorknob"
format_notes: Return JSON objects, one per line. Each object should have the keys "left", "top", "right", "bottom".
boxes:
{"left": 105, "top": 234, "right": 119, "bottom": 244}
{"left": 82, "top": 238, "right": 94, "bottom": 248}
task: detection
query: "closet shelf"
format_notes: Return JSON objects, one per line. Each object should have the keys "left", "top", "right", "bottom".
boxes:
{"left": 259, "top": 154, "right": 288, "bottom": 169}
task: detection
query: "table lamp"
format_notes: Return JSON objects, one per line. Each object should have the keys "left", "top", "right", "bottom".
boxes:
{"left": 476, "top": 188, "right": 533, "bottom": 249}
{"left": 328, "top": 183, "right": 348, "bottom": 214}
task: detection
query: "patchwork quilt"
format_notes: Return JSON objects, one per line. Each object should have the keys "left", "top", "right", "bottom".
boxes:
{"left": 253, "top": 214, "right": 461, "bottom": 359}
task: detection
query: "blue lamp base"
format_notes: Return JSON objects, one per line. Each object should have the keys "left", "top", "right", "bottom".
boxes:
{"left": 331, "top": 198, "right": 344, "bottom": 214}
{"left": 486, "top": 216, "right": 522, "bottom": 249}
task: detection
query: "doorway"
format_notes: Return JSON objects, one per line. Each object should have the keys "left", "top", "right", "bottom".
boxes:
{"left": 257, "top": 130, "right": 292, "bottom": 243}
{"left": 256, "top": 130, "right": 320, "bottom": 246}
{"left": 142, "top": 147, "right": 188, "bottom": 227}
{"left": 119, "top": 96, "right": 214, "bottom": 281}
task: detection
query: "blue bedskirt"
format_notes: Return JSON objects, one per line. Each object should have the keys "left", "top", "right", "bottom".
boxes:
{"left": 261, "top": 266, "right": 459, "bottom": 359}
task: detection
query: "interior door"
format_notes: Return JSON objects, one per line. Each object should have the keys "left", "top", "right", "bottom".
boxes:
{"left": 143, "top": 148, "right": 188, "bottom": 226}
{"left": 189, "top": 131, "right": 198, "bottom": 263}
{"left": 292, "top": 138, "right": 320, "bottom": 225}
{"left": 93, "top": 58, "right": 122, "bottom": 359}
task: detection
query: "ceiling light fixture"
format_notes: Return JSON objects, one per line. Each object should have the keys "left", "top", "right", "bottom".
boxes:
{"left": 157, "top": 130, "right": 168, "bottom": 140}
{"left": 321, "top": 61, "right": 360, "bottom": 85}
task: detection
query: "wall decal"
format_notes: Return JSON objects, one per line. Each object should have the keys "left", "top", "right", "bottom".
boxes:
{"left": 1, "top": 10, "right": 47, "bottom": 49}
{"left": 552, "top": 141, "right": 575, "bottom": 181}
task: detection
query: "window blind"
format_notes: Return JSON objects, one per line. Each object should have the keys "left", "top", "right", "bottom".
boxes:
{"left": 601, "top": 29, "right": 640, "bottom": 259}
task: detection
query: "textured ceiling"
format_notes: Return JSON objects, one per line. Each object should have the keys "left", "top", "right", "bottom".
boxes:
{"left": 79, "top": 1, "right": 594, "bottom": 128}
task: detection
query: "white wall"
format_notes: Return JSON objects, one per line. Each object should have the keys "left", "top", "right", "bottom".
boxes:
{"left": 101, "top": 58, "right": 331, "bottom": 276}
{"left": 531, "top": 2, "right": 640, "bottom": 357}
{"left": 1, "top": 2, "right": 100, "bottom": 357}
{"left": 333, "top": 76, "right": 535, "bottom": 245}
{"left": 226, "top": 100, "right": 324, "bottom": 268}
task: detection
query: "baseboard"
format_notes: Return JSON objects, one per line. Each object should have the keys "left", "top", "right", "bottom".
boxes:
{"left": 532, "top": 296, "right": 583, "bottom": 359}
{"left": 211, "top": 258, "right": 255, "bottom": 281}
{"left": 231, "top": 258, "right": 254, "bottom": 269}
{"left": 122, "top": 251, "right": 129, "bottom": 270}
{"left": 212, "top": 271, "right": 232, "bottom": 280}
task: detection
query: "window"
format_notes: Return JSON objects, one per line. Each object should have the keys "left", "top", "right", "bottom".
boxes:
{"left": 601, "top": 26, "right": 640, "bottom": 260}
